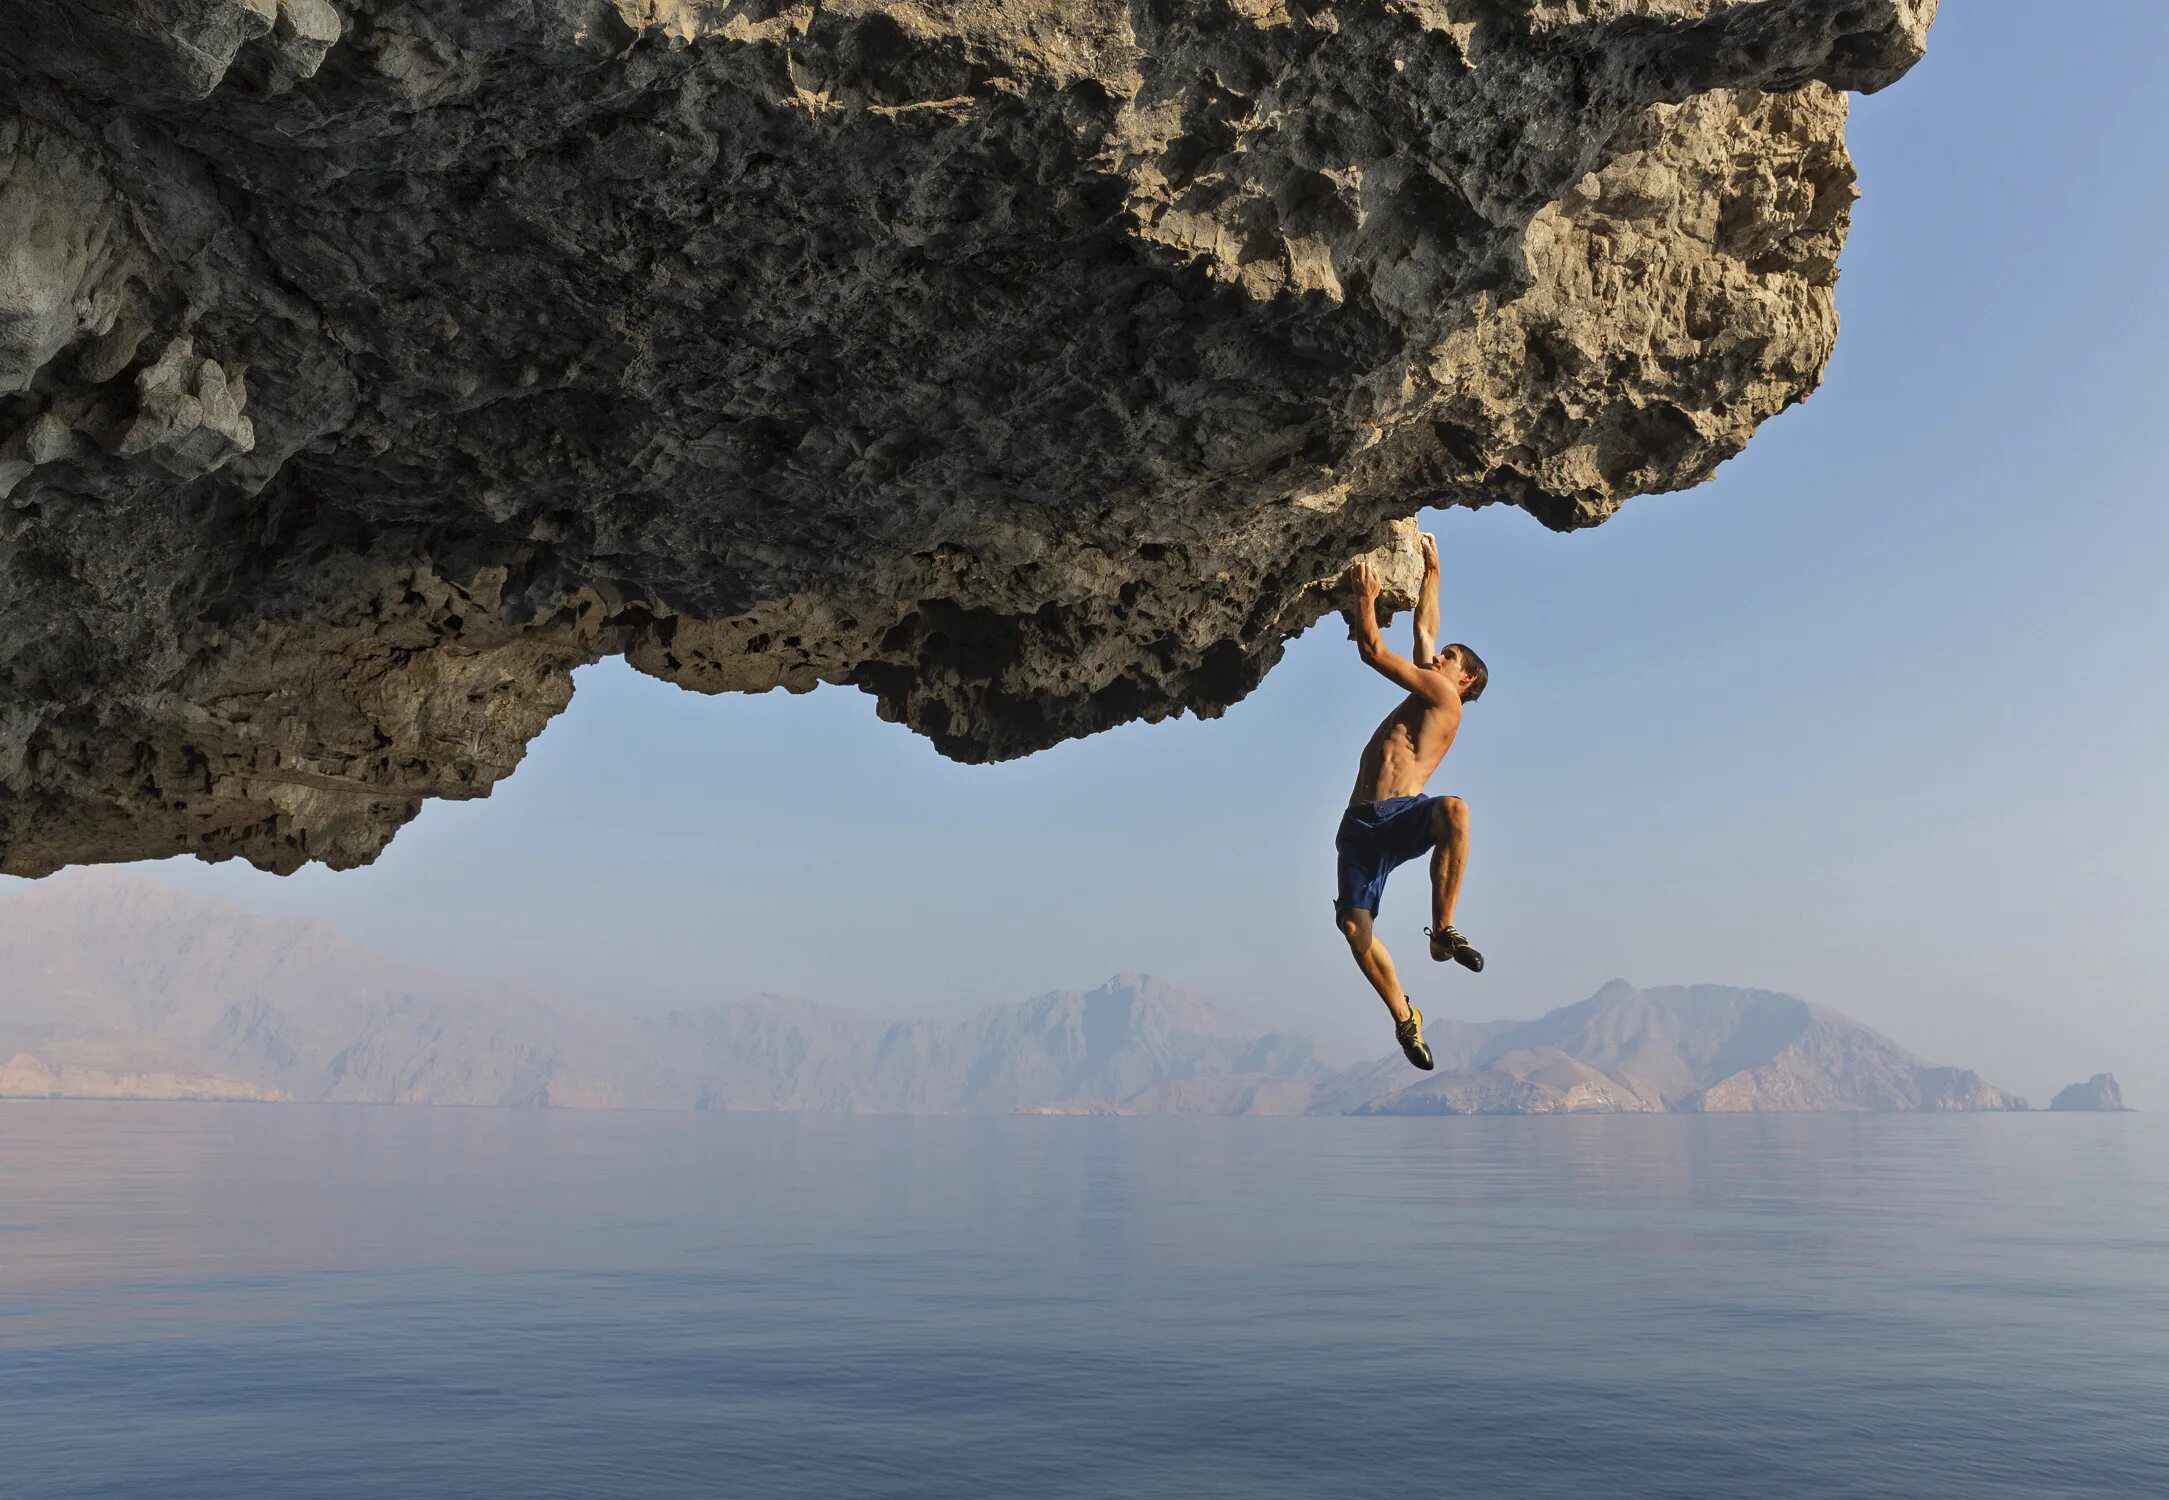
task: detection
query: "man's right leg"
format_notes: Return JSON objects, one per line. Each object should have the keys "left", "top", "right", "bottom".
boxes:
{"left": 1335, "top": 907, "right": 1409, "bottom": 1023}
{"left": 1425, "top": 796, "right": 1484, "bottom": 971}
{"left": 1428, "top": 796, "right": 1469, "bottom": 933}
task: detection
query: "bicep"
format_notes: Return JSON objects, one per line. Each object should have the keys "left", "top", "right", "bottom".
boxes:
{"left": 1363, "top": 647, "right": 1440, "bottom": 699}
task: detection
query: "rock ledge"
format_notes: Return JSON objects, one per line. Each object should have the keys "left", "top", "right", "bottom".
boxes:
{"left": 1, "top": 1, "right": 1937, "bottom": 872}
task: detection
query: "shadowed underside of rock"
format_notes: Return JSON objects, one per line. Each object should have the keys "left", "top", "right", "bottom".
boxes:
{"left": 0, "top": 0, "right": 1937, "bottom": 874}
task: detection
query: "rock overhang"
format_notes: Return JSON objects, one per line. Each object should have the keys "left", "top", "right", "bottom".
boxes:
{"left": 0, "top": 0, "right": 1937, "bottom": 873}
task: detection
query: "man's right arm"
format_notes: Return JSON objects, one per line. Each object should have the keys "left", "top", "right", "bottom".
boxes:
{"left": 1350, "top": 560, "right": 1453, "bottom": 704}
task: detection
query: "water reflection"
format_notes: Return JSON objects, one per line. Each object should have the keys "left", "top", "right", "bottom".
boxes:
{"left": 3, "top": 1104, "right": 2165, "bottom": 1499}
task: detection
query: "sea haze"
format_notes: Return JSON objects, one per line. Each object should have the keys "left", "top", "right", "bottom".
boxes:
{"left": 0, "top": 873, "right": 2039, "bottom": 1115}
{"left": 3, "top": 1104, "right": 2164, "bottom": 1499}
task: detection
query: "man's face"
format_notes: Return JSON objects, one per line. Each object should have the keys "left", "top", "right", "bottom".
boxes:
{"left": 1431, "top": 648, "right": 1470, "bottom": 693}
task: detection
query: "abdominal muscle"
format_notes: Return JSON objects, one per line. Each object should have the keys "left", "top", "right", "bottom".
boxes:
{"left": 1349, "top": 696, "right": 1458, "bottom": 806}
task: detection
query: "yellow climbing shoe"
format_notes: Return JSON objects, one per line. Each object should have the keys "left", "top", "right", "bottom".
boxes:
{"left": 1395, "top": 1000, "right": 1434, "bottom": 1071}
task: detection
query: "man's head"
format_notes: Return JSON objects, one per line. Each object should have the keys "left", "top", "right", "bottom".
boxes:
{"left": 1432, "top": 643, "right": 1488, "bottom": 702}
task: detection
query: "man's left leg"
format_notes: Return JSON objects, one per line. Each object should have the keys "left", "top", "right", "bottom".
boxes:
{"left": 1425, "top": 796, "right": 1484, "bottom": 971}
{"left": 1338, "top": 907, "right": 1433, "bottom": 1071}
{"left": 1335, "top": 907, "right": 1409, "bottom": 1021}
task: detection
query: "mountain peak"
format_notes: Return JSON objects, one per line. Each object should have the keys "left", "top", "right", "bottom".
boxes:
{"left": 0, "top": 882, "right": 2025, "bottom": 1118}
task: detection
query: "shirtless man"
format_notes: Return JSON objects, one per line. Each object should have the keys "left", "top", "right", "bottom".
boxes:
{"left": 1336, "top": 534, "right": 1488, "bottom": 1071}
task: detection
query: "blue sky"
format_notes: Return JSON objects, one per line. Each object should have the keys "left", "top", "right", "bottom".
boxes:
{"left": 41, "top": 3, "right": 2169, "bottom": 1101}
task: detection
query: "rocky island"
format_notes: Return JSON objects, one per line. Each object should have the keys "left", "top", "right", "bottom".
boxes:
{"left": 2, "top": 1, "right": 1937, "bottom": 875}
{"left": 2048, "top": 1074, "right": 2130, "bottom": 1112}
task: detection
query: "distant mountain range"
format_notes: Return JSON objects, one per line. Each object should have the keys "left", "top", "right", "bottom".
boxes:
{"left": 0, "top": 873, "right": 2030, "bottom": 1115}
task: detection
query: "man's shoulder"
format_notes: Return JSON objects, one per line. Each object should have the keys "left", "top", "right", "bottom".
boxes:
{"left": 1418, "top": 687, "right": 1464, "bottom": 720}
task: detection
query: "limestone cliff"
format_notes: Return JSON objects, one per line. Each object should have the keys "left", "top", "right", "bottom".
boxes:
{"left": 0, "top": 1, "right": 1937, "bottom": 873}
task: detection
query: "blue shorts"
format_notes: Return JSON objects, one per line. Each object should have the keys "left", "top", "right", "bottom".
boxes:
{"left": 1333, "top": 795, "right": 1441, "bottom": 919}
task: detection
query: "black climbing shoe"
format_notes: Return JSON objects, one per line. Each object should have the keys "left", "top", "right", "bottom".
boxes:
{"left": 1395, "top": 1001, "right": 1434, "bottom": 1071}
{"left": 1428, "top": 925, "right": 1484, "bottom": 973}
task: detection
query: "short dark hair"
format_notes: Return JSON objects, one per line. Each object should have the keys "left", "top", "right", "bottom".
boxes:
{"left": 1447, "top": 643, "right": 1488, "bottom": 702}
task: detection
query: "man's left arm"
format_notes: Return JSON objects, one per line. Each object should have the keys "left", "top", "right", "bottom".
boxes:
{"left": 1412, "top": 532, "right": 1440, "bottom": 664}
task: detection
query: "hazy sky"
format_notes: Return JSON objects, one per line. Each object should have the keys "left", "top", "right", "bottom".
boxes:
{"left": 16, "top": 4, "right": 2166, "bottom": 1102}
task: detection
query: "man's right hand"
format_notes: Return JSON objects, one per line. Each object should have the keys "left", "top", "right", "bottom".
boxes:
{"left": 1419, "top": 532, "right": 1438, "bottom": 575}
{"left": 1350, "top": 558, "right": 1381, "bottom": 603}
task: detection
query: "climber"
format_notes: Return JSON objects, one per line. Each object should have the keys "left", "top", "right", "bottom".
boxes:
{"left": 1334, "top": 533, "right": 1488, "bottom": 1072}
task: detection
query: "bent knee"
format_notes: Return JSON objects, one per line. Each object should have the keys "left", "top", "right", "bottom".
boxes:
{"left": 1335, "top": 910, "right": 1371, "bottom": 944}
{"left": 1437, "top": 796, "right": 1470, "bottom": 830}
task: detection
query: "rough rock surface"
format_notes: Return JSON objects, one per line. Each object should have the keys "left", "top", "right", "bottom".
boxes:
{"left": 2048, "top": 1074, "right": 2129, "bottom": 1112}
{"left": 0, "top": 0, "right": 1937, "bottom": 873}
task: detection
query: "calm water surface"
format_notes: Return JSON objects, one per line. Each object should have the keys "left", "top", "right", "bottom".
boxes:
{"left": 2, "top": 1104, "right": 2164, "bottom": 1498}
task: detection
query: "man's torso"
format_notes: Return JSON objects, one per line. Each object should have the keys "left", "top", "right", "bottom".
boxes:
{"left": 1349, "top": 692, "right": 1460, "bottom": 806}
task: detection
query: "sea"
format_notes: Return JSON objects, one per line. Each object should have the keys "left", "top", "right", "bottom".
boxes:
{"left": 2, "top": 1103, "right": 2164, "bottom": 1499}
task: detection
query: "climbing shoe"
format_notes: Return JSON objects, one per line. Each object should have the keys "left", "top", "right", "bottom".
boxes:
{"left": 1428, "top": 925, "right": 1484, "bottom": 973}
{"left": 1395, "top": 1001, "right": 1435, "bottom": 1071}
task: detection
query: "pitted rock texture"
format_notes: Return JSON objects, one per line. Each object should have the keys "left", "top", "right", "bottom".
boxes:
{"left": 0, "top": 0, "right": 1936, "bottom": 874}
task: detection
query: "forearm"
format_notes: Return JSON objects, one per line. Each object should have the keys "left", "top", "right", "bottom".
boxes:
{"left": 1354, "top": 596, "right": 1386, "bottom": 660}
{"left": 1414, "top": 568, "right": 1439, "bottom": 659}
